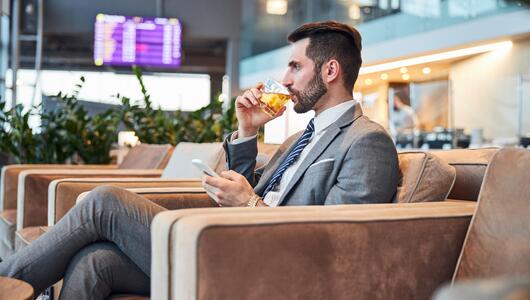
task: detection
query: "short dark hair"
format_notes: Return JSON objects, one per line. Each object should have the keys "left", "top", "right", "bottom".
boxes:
{"left": 288, "top": 20, "right": 362, "bottom": 92}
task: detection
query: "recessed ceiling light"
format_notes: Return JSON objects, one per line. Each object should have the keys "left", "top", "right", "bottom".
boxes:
{"left": 364, "top": 78, "right": 373, "bottom": 85}
{"left": 422, "top": 67, "right": 431, "bottom": 74}
{"left": 380, "top": 73, "right": 388, "bottom": 80}
{"left": 402, "top": 73, "right": 410, "bottom": 81}
{"left": 266, "top": 0, "right": 288, "bottom": 15}
{"left": 359, "top": 41, "right": 512, "bottom": 75}
{"left": 349, "top": 4, "right": 361, "bottom": 20}
{"left": 400, "top": 67, "right": 408, "bottom": 74}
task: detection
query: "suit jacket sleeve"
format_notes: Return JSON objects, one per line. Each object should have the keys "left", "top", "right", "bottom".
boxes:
{"left": 223, "top": 132, "right": 264, "bottom": 187}
{"left": 324, "top": 130, "right": 399, "bottom": 205}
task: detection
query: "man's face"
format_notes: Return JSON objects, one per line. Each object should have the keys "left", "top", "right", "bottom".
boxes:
{"left": 282, "top": 38, "right": 328, "bottom": 113}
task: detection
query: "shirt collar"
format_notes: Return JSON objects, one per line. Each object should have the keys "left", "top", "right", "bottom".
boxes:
{"left": 313, "top": 100, "right": 356, "bottom": 134}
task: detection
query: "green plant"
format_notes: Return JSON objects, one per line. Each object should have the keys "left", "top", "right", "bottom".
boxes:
{"left": 0, "top": 66, "right": 245, "bottom": 164}
{"left": 120, "top": 67, "right": 241, "bottom": 145}
{"left": 119, "top": 66, "right": 185, "bottom": 145}
{"left": 54, "top": 77, "right": 120, "bottom": 164}
{"left": 179, "top": 96, "right": 238, "bottom": 143}
{"left": 0, "top": 77, "right": 119, "bottom": 164}
{"left": 0, "top": 102, "right": 42, "bottom": 163}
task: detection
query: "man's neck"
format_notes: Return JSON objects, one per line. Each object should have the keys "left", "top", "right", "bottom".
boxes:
{"left": 314, "top": 91, "right": 354, "bottom": 116}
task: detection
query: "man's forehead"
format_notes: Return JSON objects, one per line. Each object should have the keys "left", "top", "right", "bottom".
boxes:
{"left": 288, "top": 38, "right": 310, "bottom": 62}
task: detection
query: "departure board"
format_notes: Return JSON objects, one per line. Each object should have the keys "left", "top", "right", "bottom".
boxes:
{"left": 94, "top": 14, "right": 182, "bottom": 68}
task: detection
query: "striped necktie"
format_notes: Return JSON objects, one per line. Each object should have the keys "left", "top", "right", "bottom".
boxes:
{"left": 261, "top": 118, "right": 315, "bottom": 197}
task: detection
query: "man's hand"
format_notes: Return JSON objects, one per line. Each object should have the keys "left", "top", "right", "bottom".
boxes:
{"left": 203, "top": 170, "right": 256, "bottom": 207}
{"left": 236, "top": 82, "right": 286, "bottom": 138}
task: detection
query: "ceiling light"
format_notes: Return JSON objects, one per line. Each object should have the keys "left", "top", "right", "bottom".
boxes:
{"left": 400, "top": 67, "right": 408, "bottom": 74}
{"left": 380, "top": 73, "right": 388, "bottom": 80}
{"left": 402, "top": 73, "right": 410, "bottom": 80}
{"left": 359, "top": 41, "right": 513, "bottom": 75}
{"left": 266, "top": 0, "right": 288, "bottom": 15}
{"left": 349, "top": 4, "right": 361, "bottom": 20}
{"left": 422, "top": 67, "right": 431, "bottom": 74}
{"left": 364, "top": 78, "right": 373, "bottom": 85}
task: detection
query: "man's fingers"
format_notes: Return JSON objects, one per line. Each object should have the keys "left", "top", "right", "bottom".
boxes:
{"left": 239, "top": 97, "right": 254, "bottom": 108}
{"left": 255, "top": 82, "right": 264, "bottom": 90}
{"left": 249, "top": 88, "right": 262, "bottom": 105}
{"left": 243, "top": 90, "right": 259, "bottom": 107}
{"left": 204, "top": 175, "right": 228, "bottom": 189}
{"left": 221, "top": 170, "right": 243, "bottom": 182}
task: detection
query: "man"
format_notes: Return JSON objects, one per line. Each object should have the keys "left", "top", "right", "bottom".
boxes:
{"left": 0, "top": 21, "right": 399, "bottom": 299}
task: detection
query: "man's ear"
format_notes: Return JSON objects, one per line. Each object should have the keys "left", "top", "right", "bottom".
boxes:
{"left": 323, "top": 59, "right": 341, "bottom": 84}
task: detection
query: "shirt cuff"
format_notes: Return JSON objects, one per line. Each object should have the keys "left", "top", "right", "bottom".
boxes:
{"left": 230, "top": 132, "right": 258, "bottom": 145}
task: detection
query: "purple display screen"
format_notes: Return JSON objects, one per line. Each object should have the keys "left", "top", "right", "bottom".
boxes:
{"left": 94, "top": 14, "right": 182, "bottom": 68}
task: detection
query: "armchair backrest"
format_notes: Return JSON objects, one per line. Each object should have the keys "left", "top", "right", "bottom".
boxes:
{"left": 161, "top": 142, "right": 224, "bottom": 179}
{"left": 432, "top": 148, "right": 499, "bottom": 201}
{"left": 118, "top": 144, "right": 174, "bottom": 170}
{"left": 160, "top": 142, "right": 282, "bottom": 180}
{"left": 453, "top": 148, "right": 530, "bottom": 281}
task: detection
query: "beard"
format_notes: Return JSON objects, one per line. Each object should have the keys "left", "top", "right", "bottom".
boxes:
{"left": 289, "top": 71, "right": 328, "bottom": 114}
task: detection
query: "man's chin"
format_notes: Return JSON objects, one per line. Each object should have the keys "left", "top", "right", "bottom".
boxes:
{"left": 293, "top": 103, "right": 312, "bottom": 114}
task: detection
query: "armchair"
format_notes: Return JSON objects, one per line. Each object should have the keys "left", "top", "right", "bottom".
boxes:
{"left": 0, "top": 144, "right": 173, "bottom": 258}
{"left": 150, "top": 148, "right": 529, "bottom": 300}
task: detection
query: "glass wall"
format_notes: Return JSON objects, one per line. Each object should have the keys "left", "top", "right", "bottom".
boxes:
{"left": 8, "top": 69, "right": 211, "bottom": 112}
{"left": 241, "top": 0, "right": 525, "bottom": 59}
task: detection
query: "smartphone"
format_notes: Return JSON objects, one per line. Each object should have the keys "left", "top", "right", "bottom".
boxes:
{"left": 191, "top": 159, "right": 220, "bottom": 178}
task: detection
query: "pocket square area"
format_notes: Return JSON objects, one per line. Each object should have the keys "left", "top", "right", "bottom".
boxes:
{"left": 309, "top": 158, "right": 335, "bottom": 168}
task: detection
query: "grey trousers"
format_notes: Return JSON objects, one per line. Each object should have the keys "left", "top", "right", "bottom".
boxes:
{"left": 0, "top": 185, "right": 166, "bottom": 299}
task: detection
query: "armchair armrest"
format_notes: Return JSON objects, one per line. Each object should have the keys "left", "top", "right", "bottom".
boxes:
{"left": 75, "top": 187, "right": 215, "bottom": 212}
{"left": 1, "top": 164, "right": 117, "bottom": 211}
{"left": 17, "top": 169, "right": 162, "bottom": 230}
{"left": 151, "top": 201, "right": 475, "bottom": 300}
{"left": 125, "top": 187, "right": 216, "bottom": 210}
{"left": 49, "top": 178, "right": 203, "bottom": 225}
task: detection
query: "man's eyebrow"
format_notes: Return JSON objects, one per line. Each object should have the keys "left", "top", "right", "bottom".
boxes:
{"left": 288, "top": 60, "right": 300, "bottom": 67}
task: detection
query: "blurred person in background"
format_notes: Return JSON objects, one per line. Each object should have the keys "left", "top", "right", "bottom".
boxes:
{"left": 392, "top": 92, "right": 419, "bottom": 133}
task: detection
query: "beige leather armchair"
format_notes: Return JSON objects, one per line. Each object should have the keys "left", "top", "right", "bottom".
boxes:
{"left": 0, "top": 144, "right": 173, "bottom": 258}
{"left": 151, "top": 148, "right": 529, "bottom": 300}
{"left": 151, "top": 202, "right": 476, "bottom": 300}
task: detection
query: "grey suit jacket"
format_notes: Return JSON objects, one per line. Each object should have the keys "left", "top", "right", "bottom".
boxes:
{"left": 223, "top": 103, "right": 399, "bottom": 205}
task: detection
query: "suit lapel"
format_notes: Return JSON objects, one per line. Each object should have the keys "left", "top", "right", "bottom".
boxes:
{"left": 276, "top": 126, "right": 340, "bottom": 205}
{"left": 277, "top": 103, "right": 364, "bottom": 205}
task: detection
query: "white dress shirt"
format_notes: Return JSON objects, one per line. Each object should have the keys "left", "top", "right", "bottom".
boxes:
{"left": 231, "top": 100, "right": 356, "bottom": 206}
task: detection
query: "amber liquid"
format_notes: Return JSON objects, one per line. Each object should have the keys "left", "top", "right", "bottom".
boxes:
{"left": 259, "top": 93, "right": 291, "bottom": 117}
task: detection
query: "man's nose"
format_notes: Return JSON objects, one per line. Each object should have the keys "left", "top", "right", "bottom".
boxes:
{"left": 281, "top": 72, "right": 292, "bottom": 87}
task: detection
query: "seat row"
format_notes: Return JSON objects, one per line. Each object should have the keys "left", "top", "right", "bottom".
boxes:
{"left": 1, "top": 144, "right": 528, "bottom": 299}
